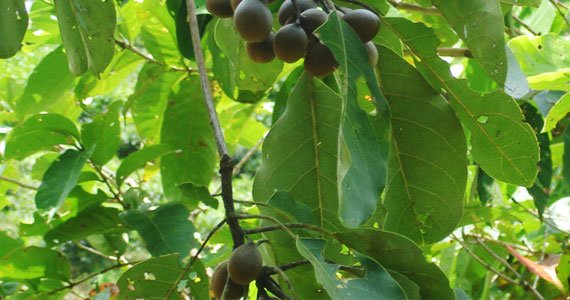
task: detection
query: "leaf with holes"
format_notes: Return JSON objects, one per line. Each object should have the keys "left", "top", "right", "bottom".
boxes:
{"left": 0, "top": 0, "right": 28, "bottom": 58}
{"left": 377, "top": 46, "right": 467, "bottom": 244}
{"left": 116, "top": 254, "right": 209, "bottom": 300}
{"left": 383, "top": 17, "right": 538, "bottom": 187}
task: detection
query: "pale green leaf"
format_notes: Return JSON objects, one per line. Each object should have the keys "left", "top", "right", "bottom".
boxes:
{"left": 501, "top": 0, "right": 540, "bottom": 6}
{"left": 527, "top": 69, "right": 570, "bottom": 91}
{"left": 508, "top": 34, "right": 570, "bottom": 76}
{"left": 525, "top": 1, "right": 555, "bottom": 35}
{"left": 0, "top": 0, "right": 28, "bottom": 58}
{"left": 5, "top": 114, "right": 79, "bottom": 160}
{"left": 116, "top": 254, "right": 209, "bottom": 300}
{"left": 543, "top": 92, "right": 570, "bottom": 132}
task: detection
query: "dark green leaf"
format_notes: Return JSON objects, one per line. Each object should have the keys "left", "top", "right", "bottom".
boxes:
{"left": 175, "top": 1, "right": 211, "bottom": 60}
{"left": 116, "top": 144, "right": 175, "bottom": 186}
{"left": 86, "top": 232, "right": 127, "bottom": 257}
{"left": 54, "top": 0, "right": 116, "bottom": 76}
{"left": 296, "top": 238, "right": 407, "bottom": 300}
{"left": 116, "top": 254, "right": 209, "bottom": 300}
{"left": 377, "top": 46, "right": 467, "bottom": 244}
{"left": 5, "top": 114, "right": 79, "bottom": 160}
{"left": 388, "top": 271, "right": 421, "bottom": 300}
{"left": 336, "top": 229, "right": 455, "bottom": 299}
{"left": 44, "top": 206, "right": 124, "bottom": 245}
{"left": 0, "top": 247, "right": 70, "bottom": 281}
{"left": 477, "top": 169, "right": 495, "bottom": 206}
{"left": 35, "top": 148, "right": 93, "bottom": 211}
{"left": 266, "top": 191, "right": 315, "bottom": 225}
{"left": 178, "top": 182, "right": 218, "bottom": 209}
{"left": 120, "top": 203, "right": 199, "bottom": 261}
{"left": 15, "top": 47, "right": 75, "bottom": 118}
{"left": 81, "top": 102, "right": 122, "bottom": 166}
{"left": 0, "top": 0, "right": 28, "bottom": 58}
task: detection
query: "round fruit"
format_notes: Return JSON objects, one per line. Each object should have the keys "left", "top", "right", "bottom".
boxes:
{"left": 299, "top": 8, "right": 328, "bottom": 35}
{"left": 230, "top": 0, "right": 241, "bottom": 11}
{"left": 342, "top": 9, "right": 380, "bottom": 43}
{"left": 365, "top": 42, "right": 378, "bottom": 66}
{"left": 278, "top": 0, "right": 317, "bottom": 25}
{"left": 207, "top": 0, "right": 234, "bottom": 18}
{"left": 211, "top": 261, "right": 246, "bottom": 300}
{"left": 304, "top": 42, "right": 338, "bottom": 77}
{"left": 274, "top": 23, "right": 308, "bottom": 63}
{"left": 234, "top": 0, "right": 273, "bottom": 42}
{"left": 228, "top": 242, "right": 263, "bottom": 285}
{"left": 246, "top": 33, "right": 276, "bottom": 63}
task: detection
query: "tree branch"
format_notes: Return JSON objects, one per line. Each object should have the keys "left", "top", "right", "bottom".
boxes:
{"left": 243, "top": 222, "right": 333, "bottom": 237}
{"left": 47, "top": 262, "right": 129, "bottom": 295}
{"left": 404, "top": 47, "right": 473, "bottom": 58}
{"left": 0, "top": 175, "right": 38, "bottom": 190}
{"left": 388, "top": 0, "right": 441, "bottom": 15}
{"left": 549, "top": 0, "right": 570, "bottom": 29}
{"left": 512, "top": 15, "right": 538, "bottom": 35}
{"left": 114, "top": 38, "right": 190, "bottom": 72}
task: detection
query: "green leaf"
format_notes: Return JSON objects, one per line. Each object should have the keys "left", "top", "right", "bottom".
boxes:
{"left": 15, "top": 47, "right": 75, "bottom": 118}
{"left": 0, "top": 0, "right": 28, "bottom": 58}
{"left": 388, "top": 271, "right": 421, "bottom": 300}
{"left": 214, "top": 18, "right": 283, "bottom": 92}
{"left": 430, "top": 0, "right": 507, "bottom": 85}
{"left": 44, "top": 206, "right": 124, "bottom": 245}
{"left": 525, "top": 1, "right": 555, "bottom": 35}
{"left": 116, "top": 254, "right": 209, "bottom": 300}
{"left": 508, "top": 34, "right": 570, "bottom": 76}
{"left": 267, "top": 191, "right": 316, "bottom": 225}
{"left": 86, "top": 232, "right": 127, "bottom": 257}
{"left": 5, "top": 114, "right": 80, "bottom": 160}
{"left": 336, "top": 229, "right": 455, "bottom": 300}
{"left": 296, "top": 238, "right": 407, "bottom": 300}
{"left": 527, "top": 69, "right": 570, "bottom": 91}
{"left": 564, "top": 129, "right": 570, "bottom": 186}
{"left": 140, "top": 25, "right": 181, "bottom": 67}
{"left": 175, "top": 1, "right": 211, "bottom": 60}
{"left": 54, "top": 0, "right": 116, "bottom": 76}
{"left": 178, "top": 183, "right": 218, "bottom": 209}
{"left": 0, "top": 232, "right": 23, "bottom": 258}
{"left": 0, "top": 247, "right": 70, "bottom": 281}
{"left": 81, "top": 102, "right": 122, "bottom": 166}
{"left": 477, "top": 169, "right": 495, "bottom": 206}
{"left": 318, "top": 14, "right": 390, "bottom": 228}
{"left": 556, "top": 253, "right": 570, "bottom": 292}
{"left": 35, "top": 148, "right": 93, "bottom": 211}
{"left": 129, "top": 63, "right": 183, "bottom": 142}
{"left": 116, "top": 144, "right": 175, "bottom": 187}
{"left": 160, "top": 78, "right": 217, "bottom": 201}
{"left": 384, "top": 17, "right": 539, "bottom": 187}
{"left": 120, "top": 203, "right": 199, "bottom": 261}
{"left": 377, "top": 46, "right": 467, "bottom": 244}
{"left": 501, "top": 0, "right": 540, "bottom": 6}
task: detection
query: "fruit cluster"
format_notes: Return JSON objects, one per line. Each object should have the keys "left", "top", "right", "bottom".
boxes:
{"left": 210, "top": 242, "right": 263, "bottom": 300}
{"left": 206, "top": 0, "right": 380, "bottom": 77}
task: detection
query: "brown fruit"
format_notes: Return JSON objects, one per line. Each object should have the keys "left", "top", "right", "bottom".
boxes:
{"left": 274, "top": 24, "right": 308, "bottom": 63}
{"left": 365, "top": 42, "right": 378, "bottom": 66}
{"left": 228, "top": 242, "right": 263, "bottom": 285}
{"left": 304, "top": 42, "right": 338, "bottom": 77}
{"left": 234, "top": 0, "right": 273, "bottom": 42}
{"left": 211, "top": 261, "right": 246, "bottom": 300}
{"left": 277, "top": 0, "right": 317, "bottom": 25}
{"left": 246, "top": 33, "right": 276, "bottom": 63}
{"left": 207, "top": 0, "right": 234, "bottom": 18}
{"left": 342, "top": 9, "right": 380, "bottom": 43}
{"left": 299, "top": 8, "right": 328, "bottom": 35}
{"left": 230, "top": 0, "right": 242, "bottom": 11}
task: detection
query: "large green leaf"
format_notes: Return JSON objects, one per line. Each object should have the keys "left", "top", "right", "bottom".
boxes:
{"left": 116, "top": 144, "right": 175, "bottom": 187}
{"left": 15, "top": 47, "right": 75, "bottom": 118}
{"left": 501, "top": 0, "right": 540, "bottom": 6}
{"left": 120, "top": 203, "right": 199, "bottom": 261}
{"left": 383, "top": 17, "right": 539, "bottom": 187}
{"left": 214, "top": 18, "right": 283, "bottom": 92}
{"left": 252, "top": 74, "right": 342, "bottom": 298}
{"left": 35, "top": 148, "right": 93, "bottom": 211}
{"left": 430, "top": 0, "right": 507, "bottom": 85}
{"left": 0, "top": 0, "right": 28, "bottom": 58}
{"left": 160, "top": 78, "right": 217, "bottom": 201}
{"left": 336, "top": 229, "right": 455, "bottom": 300}
{"left": 116, "top": 254, "right": 209, "bottom": 300}
{"left": 0, "top": 247, "right": 70, "bottom": 281}
{"left": 24, "top": 0, "right": 60, "bottom": 45}
{"left": 377, "top": 46, "right": 467, "bottom": 244}
{"left": 54, "top": 0, "right": 116, "bottom": 76}
{"left": 129, "top": 63, "right": 183, "bottom": 142}
{"left": 0, "top": 232, "right": 23, "bottom": 258}
{"left": 5, "top": 114, "right": 79, "bottom": 160}
{"left": 44, "top": 206, "right": 124, "bottom": 245}
{"left": 296, "top": 238, "right": 407, "bottom": 300}
{"left": 81, "top": 102, "right": 122, "bottom": 166}
{"left": 318, "top": 13, "right": 390, "bottom": 228}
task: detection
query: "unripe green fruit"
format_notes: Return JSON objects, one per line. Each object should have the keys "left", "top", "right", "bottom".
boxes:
{"left": 246, "top": 33, "right": 276, "bottom": 63}
{"left": 207, "top": 0, "right": 234, "bottom": 18}
{"left": 299, "top": 8, "right": 327, "bottom": 35}
{"left": 211, "top": 261, "right": 245, "bottom": 300}
{"left": 278, "top": 0, "right": 317, "bottom": 25}
{"left": 234, "top": 0, "right": 273, "bottom": 42}
{"left": 228, "top": 242, "right": 263, "bottom": 285}
{"left": 342, "top": 9, "right": 380, "bottom": 43}
{"left": 304, "top": 42, "right": 338, "bottom": 77}
{"left": 365, "top": 42, "right": 378, "bottom": 66}
{"left": 274, "top": 24, "right": 308, "bottom": 63}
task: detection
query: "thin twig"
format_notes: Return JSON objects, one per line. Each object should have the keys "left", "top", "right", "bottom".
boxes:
{"left": 234, "top": 200, "right": 271, "bottom": 207}
{"left": 237, "top": 214, "right": 298, "bottom": 239}
{"left": 47, "top": 262, "right": 129, "bottom": 295}
{"left": 243, "top": 222, "right": 333, "bottom": 237}
{"left": 463, "top": 234, "right": 538, "bottom": 254}
{"left": 388, "top": 0, "right": 441, "bottom": 15}
{"left": 233, "top": 137, "right": 264, "bottom": 176}
{"left": 471, "top": 236, "right": 521, "bottom": 277}
{"left": 0, "top": 175, "right": 38, "bottom": 190}
{"left": 90, "top": 161, "right": 126, "bottom": 209}
{"left": 511, "top": 198, "right": 570, "bottom": 236}
{"left": 114, "top": 38, "right": 189, "bottom": 72}
{"left": 512, "top": 15, "right": 538, "bottom": 35}
{"left": 404, "top": 47, "right": 473, "bottom": 58}
{"left": 335, "top": 0, "right": 380, "bottom": 16}
{"left": 74, "top": 241, "right": 117, "bottom": 261}
{"left": 550, "top": 0, "right": 570, "bottom": 29}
